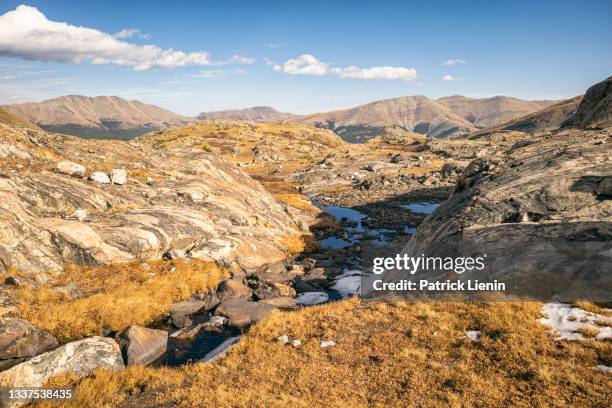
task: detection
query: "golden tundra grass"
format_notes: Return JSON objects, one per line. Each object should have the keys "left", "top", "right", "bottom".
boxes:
{"left": 39, "top": 299, "right": 611, "bottom": 408}
{"left": 17, "top": 259, "right": 226, "bottom": 341}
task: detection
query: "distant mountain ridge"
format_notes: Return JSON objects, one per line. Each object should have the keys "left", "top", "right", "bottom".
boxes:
{"left": 289, "top": 95, "right": 558, "bottom": 142}
{"left": 3, "top": 94, "right": 562, "bottom": 141}
{"left": 197, "top": 106, "right": 296, "bottom": 122}
{"left": 436, "top": 95, "right": 556, "bottom": 128}
{"left": 2, "top": 95, "right": 194, "bottom": 139}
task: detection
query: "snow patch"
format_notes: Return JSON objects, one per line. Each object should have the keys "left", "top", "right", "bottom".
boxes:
{"left": 592, "top": 365, "right": 612, "bottom": 374}
{"left": 539, "top": 302, "right": 612, "bottom": 341}
{"left": 465, "top": 330, "right": 480, "bottom": 342}
{"left": 296, "top": 292, "right": 329, "bottom": 305}
{"left": 320, "top": 340, "right": 336, "bottom": 348}
{"left": 331, "top": 269, "right": 361, "bottom": 298}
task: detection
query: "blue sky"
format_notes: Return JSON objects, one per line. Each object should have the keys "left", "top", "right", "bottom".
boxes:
{"left": 0, "top": 1, "right": 610, "bottom": 115}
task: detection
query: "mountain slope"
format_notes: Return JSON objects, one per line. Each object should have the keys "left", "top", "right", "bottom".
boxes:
{"left": 562, "top": 76, "right": 611, "bottom": 129}
{"left": 466, "top": 96, "right": 582, "bottom": 138}
{"left": 197, "top": 106, "right": 296, "bottom": 122}
{"left": 436, "top": 95, "right": 558, "bottom": 128}
{"left": 2, "top": 95, "right": 194, "bottom": 139}
{"left": 293, "top": 96, "right": 478, "bottom": 142}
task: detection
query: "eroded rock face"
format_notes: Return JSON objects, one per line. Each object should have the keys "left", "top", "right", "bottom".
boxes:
{"left": 0, "top": 337, "right": 123, "bottom": 387}
{"left": 0, "top": 123, "right": 303, "bottom": 274}
{"left": 399, "top": 128, "right": 611, "bottom": 299}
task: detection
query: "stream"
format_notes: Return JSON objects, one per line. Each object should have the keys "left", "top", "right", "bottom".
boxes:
{"left": 155, "top": 199, "right": 440, "bottom": 366}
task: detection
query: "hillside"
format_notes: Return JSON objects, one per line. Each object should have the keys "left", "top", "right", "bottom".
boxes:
{"left": 2, "top": 95, "right": 194, "bottom": 139}
{"left": 197, "top": 106, "right": 296, "bottom": 122}
{"left": 293, "top": 95, "right": 478, "bottom": 142}
{"left": 563, "top": 76, "right": 612, "bottom": 129}
{"left": 291, "top": 95, "right": 557, "bottom": 142}
{"left": 436, "top": 95, "right": 557, "bottom": 128}
{"left": 0, "top": 107, "right": 38, "bottom": 129}
{"left": 466, "top": 96, "right": 582, "bottom": 138}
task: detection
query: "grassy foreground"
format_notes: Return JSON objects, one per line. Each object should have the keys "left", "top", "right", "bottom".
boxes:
{"left": 39, "top": 299, "right": 611, "bottom": 407}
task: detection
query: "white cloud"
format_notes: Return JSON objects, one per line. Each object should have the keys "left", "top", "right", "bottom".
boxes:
{"left": 273, "top": 54, "right": 329, "bottom": 76}
{"left": 189, "top": 69, "right": 246, "bottom": 78}
{"left": 442, "top": 74, "right": 463, "bottom": 81}
{"left": 0, "top": 5, "right": 232, "bottom": 71}
{"left": 443, "top": 58, "right": 466, "bottom": 66}
{"left": 263, "top": 57, "right": 276, "bottom": 66}
{"left": 273, "top": 54, "right": 417, "bottom": 81}
{"left": 113, "top": 28, "right": 151, "bottom": 40}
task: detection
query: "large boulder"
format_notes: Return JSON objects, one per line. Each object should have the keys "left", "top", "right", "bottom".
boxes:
{"left": 0, "top": 337, "right": 123, "bottom": 388}
{"left": 0, "top": 318, "right": 57, "bottom": 369}
{"left": 53, "top": 160, "right": 86, "bottom": 177}
{"left": 109, "top": 168, "right": 127, "bottom": 185}
{"left": 116, "top": 325, "right": 167, "bottom": 366}
{"left": 215, "top": 298, "right": 277, "bottom": 329}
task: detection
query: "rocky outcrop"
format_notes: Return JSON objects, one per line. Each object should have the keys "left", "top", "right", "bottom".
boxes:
{"left": 0, "top": 336, "right": 123, "bottom": 387}
{"left": 117, "top": 325, "right": 167, "bottom": 366}
{"left": 0, "top": 122, "right": 303, "bottom": 274}
{"left": 385, "top": 128, "right": 612, "bottom": 301}
{"left": 563, "top": 76, "right": 611, "bottom": 129}
{"left": 0, "top": 319, "right": 57, "bottom": 370}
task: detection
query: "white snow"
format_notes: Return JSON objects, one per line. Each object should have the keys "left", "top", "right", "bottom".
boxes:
{"left": 592, "top": 365, "right": 612, "bottom": 374}
{"left": 320, "top": 340, "right": 336, "bottom": 348}
{"left": 331, "top": 269, "right": 361, "bottom": 298}
{"left": 296, "top": 292, "right": 329, "bottom": 305}
{"left": 539, "top": 302, "right": 612, "bottom": 341}
{"left": 465, "top": 330, "right": 480, "bottom": 342}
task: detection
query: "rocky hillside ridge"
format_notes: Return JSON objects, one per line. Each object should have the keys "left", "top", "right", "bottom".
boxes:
{"left": 138, "top": 120, "right": 355, "bottom": 180}
{"left": 466, "top": 96, "right": 582, "bottom": 138}
{"left": 197, "top": 106, "right": 296, "bottom": 122}
{"left": 2, "top": 95, "right": 195, "bottom": 139}
{"left": 292, "top": 95, "right": 478, "bottom": 141}
{"left": 436, "top": 95, "right": 557, "bottom": 128}
{"left": 291, "top": 95, "right": 557, "bottom": 142}
{"left": 562, "top": 76, "right": 612, "bottom": 129}
{"left": 0, "top": 119, "right": 307, "bottom": 276}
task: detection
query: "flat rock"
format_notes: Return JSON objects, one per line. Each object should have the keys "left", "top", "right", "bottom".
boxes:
{"left": 117, "top": 325, "right": 168, "bottom": 366}
{"left": 215, "top": 298, "right": 277, "bottom": 329}
{"left": 259, "top": 296, "right": 297, "bottom": 309}
{"left": 53, "top": 160, "right": 85, "bottom": 177}
{"left": 170, "top": 299, "right": 206, "bottom": 316}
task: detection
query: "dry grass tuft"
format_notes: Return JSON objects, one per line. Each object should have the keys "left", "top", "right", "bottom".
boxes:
{"left": 274, "top": 193, "right": 321, "bottom": 213}
{"left": 17, "top": 259, "right": 226, "bottom": 341}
